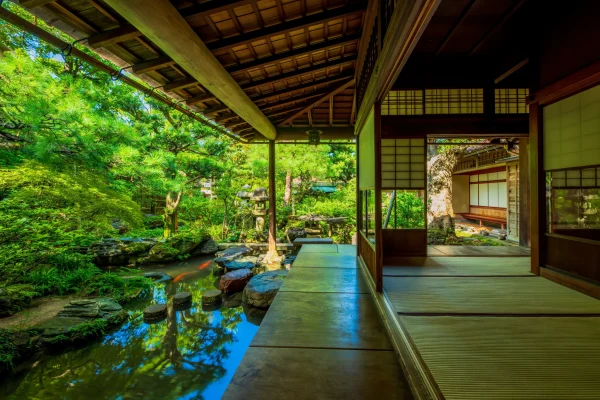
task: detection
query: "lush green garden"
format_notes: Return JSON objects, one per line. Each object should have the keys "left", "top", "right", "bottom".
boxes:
{"left": 0, "top": 7, "right": 356, "bottom": 322}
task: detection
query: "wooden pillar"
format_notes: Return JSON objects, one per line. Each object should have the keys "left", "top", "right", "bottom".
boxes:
{"left": 519, "top": 137, "right": 531, "bottom": 247}
{"left": 529, "top": 103, "right": 543, "bottom": 275}
{"left": 268, "top": 140, "right": 277, "bottom": 255}
{"left": 374, "top": 102, "right": 383, "bottom": 292}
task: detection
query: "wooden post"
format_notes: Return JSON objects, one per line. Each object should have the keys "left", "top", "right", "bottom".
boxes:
{"left": 374, "top": 102, "right": 383, "bottom": 292}
{"left": 519, "top": 137, "right": 531, "bottom": 247}
{"left": 267, "top": 140, "right": 278, "bottom": 260}
{"left": 529, "top": 103, "right": 543, "bottom": 275}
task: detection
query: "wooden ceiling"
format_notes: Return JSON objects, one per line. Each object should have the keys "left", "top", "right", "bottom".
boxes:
{"left": 20, "top": 0, "right": 366, "bottom": 142}
{"left": 394, "top": 0, "right": 532, "bottom": 88}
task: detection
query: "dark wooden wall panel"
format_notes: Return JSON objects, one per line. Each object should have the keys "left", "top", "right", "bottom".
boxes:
{"left": 545, "top": 234, "right": 600, "bottom": 284}
{"left": 382, "top": 229, "right": 427, "bottom": 259}
{"left": 358, "top": 231, "right": 376, "bottom": 283}
{"left": 539, "top": 2, "right": 600, "bottom": 88}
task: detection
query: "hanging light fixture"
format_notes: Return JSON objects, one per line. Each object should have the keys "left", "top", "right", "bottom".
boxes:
{"left": 306, "top": 129, "right": 322, "bottom": 145}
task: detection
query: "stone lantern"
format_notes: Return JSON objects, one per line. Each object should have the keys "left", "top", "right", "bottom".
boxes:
{"left": 251, "top": 187, "right": 269, "bottom": 232}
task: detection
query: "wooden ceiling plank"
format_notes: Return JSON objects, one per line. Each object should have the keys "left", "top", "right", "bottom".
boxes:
{"left": 46, "top": 2, "right": 97, "bottom": 35}
{"left": 206, "top": 3, "right": 365, "bottom": 53}
{"left": 87, "top": 0, "right": 119, "bottom": 24}
{"left": 468, "top": 0, "right": 527, "bottom": 56}
{"left": 132, "top": 55, "right": 175, "bottom": 74}
{"left": 104, "top": 0, "right": 276, "bottom": 140}
{"left": 227, "top": 33, "right": 360, "bottom": 74}
{"left": 251, "top": 70, "right": 354, "bottom": 103}
{"left": 20, "top": 0, "right": 56, "bottom": 8}
{"left": 179, "top": 1, "right": 254, "bottom": 20}
{"left": 88, "top": 24, "right": 142, "bottom": 48}
{"left": 435, "top": 0, "right": 477, "bottom": 56}
{"left": 240, "top": 55, "right": 356, "bottom": 91}
{"left": 266, "top": 105, "right": 306, "bottom": 118}
{"left": 163, "top": 76, "right": 200, "bottom": 92}
{"left": 278, "top": 78, "right": 355, "bottom": 126}
{"left": 259, "top": 90, "right": 329, "bottom": 111}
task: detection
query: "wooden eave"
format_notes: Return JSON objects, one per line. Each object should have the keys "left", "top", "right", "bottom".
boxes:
{"left": 17, "top": 0, "right": 366, "bottom": 142}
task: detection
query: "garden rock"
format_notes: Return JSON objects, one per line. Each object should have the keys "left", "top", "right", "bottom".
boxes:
{"left": 242, "top": 270, "right": 288, "bottom": 309}
{"left": 222, "top": 256, "right": 258, "bottom": 271}
{"left": 35, "top": 298, "right": 128, "bottom": 343}
{"left": 143, "top": 271, "right": 173, "bottom": 283}
{"left": 214, "top": 246, "right": 252, "bottom": 267}
{"left": 220, "top": 269, "right": 253, "bottom": 294}
{"left": 223, "top": 292, "right": 243, "bottom": 308}
{"left": 143, "top": 304, "right": 167, "bottom": 322}
{"left": 191, "top": 238, "right": 219, "bottom": 255}
{"left": 57, "top": 298, "right": 125, "bottom": 320}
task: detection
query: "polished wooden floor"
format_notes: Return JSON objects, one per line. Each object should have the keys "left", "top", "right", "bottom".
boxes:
{"left": 223, "top": 244, "right": 412, "bottom": 400}
{"left": 384, "top": 257, "right": 600, "bottom": 399}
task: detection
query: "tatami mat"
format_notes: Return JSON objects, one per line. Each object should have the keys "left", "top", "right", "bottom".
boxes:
{"left": 400, "top": 316, "right": 600, "bottom": 399}
{"left": 428, "top": 245, "right": 531, "bottom": 257}
{"left": 385, "top": 276, "right": 600, "bottom": 315}
{"left": 384, "top": 257, "right": 531, "bottom": 276}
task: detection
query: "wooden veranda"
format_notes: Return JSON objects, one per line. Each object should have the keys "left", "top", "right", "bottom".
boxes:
{"left": 4, "top": 0, "right": 600, "bottom": 399}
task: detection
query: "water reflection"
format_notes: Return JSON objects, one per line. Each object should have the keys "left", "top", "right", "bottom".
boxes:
{"left": 1, "top": 257, "right": 261, "bottom": 400}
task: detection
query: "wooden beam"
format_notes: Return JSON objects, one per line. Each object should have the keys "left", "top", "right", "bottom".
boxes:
{"left": 468, "top": 0, "right": 527, "bottom": 55}
{"left": 250, "top": 71, "right": 354, "bottom": 103}
{"left": 278, "top": 78, "right": 355, "bottom": 126}
{"left": 265, "top": 105, "right": 306, "bottom": 118}
{"left": 206, "top": 3, "right": 365, "bottom": 53}
{"left": 226, "top": 33, "right": 360, "bottom": 74}
{"left": 435, "top": 0, "right": 477, "bottom": 56}
{"left": 179, "top": 0, "right": 254, "bottom": 20}
{"left": 186, "top": 93, "right": 217, "bottom": 106}
{"left": 259, "top": 83, "right": 348, "bottom": 111}
{"left": 88, "top": 25, "right": 142, "bottom": 48}
{"left": 204, "top": 104, "right": 230, "bottom": 115}
{"left": 105, "top": 0, "right": 277, "bottom": 140}
{"left": 20, "top": 0, "right": 55, "bottom": 8}
{"left": 276, "top": 126, "right": 354, "bottom": 140}
{"left": 131, "top": 55, "right": 176, "bottom": 74}
{"left": 240, "top": 56, "right": 356, "bottom": 91}
{"left": 495, "top": 57, "right": 529, "bottom": 85}
{"left": 355, "top": 0, "right": 440, "bottom": 134}
{"left": 163, "top": 76, "right": 198, "bottom": 92}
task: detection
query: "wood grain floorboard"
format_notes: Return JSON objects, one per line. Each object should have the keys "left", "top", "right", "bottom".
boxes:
{"left": 223, "top": 347, "right": 412, "bottom": 400}
{"left": 252, "top": 292, "right": 392, "bottom": 350}
{"left": 282, "top": 267, "right": 369, "bottom": 294}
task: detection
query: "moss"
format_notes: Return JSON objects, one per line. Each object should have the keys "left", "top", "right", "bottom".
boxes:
{"left": 0, "top": 329, "right": 19, "bottom": 370}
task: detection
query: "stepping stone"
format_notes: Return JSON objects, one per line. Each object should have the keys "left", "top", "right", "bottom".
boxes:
{"left": 173, "top": 291, "right": 192, "bottom": 307}
{"left": 143, "top": 304, "right": 167, "bottom": 322}
{"left": 202, "top": 289, "right": 222, "bottom": 305}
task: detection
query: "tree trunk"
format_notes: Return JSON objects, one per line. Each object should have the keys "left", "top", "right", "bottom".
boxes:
{"left": 283, "top": 170, "right": 292, "bottom": 207}
{"left": 427, "top": 147, "right": 465, "bottom": 240}
{"left": 164, "top": 191, "right": 182, "bottom": 238}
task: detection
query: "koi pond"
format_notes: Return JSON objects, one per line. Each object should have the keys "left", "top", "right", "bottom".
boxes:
{"left": 0, "top": 255, "right": 265, "bottom": 399}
